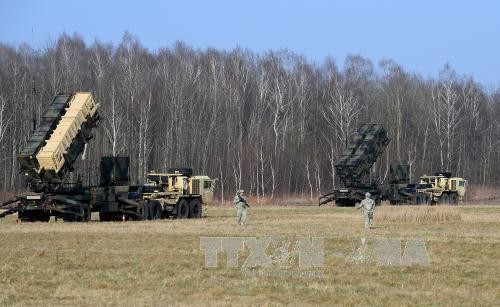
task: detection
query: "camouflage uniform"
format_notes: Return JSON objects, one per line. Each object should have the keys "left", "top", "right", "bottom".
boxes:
{"left": 234, "top": 190, "right": 249, "bottom": 225}
{"left": 358, "top": 192, "right": 375, "bottom": 229}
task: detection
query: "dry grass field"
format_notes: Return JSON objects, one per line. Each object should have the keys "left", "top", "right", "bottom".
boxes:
{"left": 1, "top": 203, "right": 499, "bottom": 306}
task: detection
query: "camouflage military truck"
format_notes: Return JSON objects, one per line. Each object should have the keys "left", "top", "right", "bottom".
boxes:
{"left": 134, "top": 168, "right": 215, "bottom": 219}
{"left": 319, "top": 124, "right": 390, "bottom": 206}
{"left": 387, "top": 165, "right": 467, "bottom": 205}
{"left": 0, "top": 92, "right": 100, "bottom": 221}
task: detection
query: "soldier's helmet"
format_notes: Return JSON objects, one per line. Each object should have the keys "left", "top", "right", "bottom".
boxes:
{"left": 365, "top": 192, "right": 371, "bottom": 198}
{"left": 238, "top": 189, "right": 244, "bottom": 194}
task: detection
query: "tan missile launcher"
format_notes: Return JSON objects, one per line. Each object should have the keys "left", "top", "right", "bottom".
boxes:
{"left": 17, "top": 92, "right": 100, "bottom": 191}
{"left": 1, "top": 92, "right": 101, "bottom": 222}
{"left": 36, "top": 92, "right": 98, "bottom": 173}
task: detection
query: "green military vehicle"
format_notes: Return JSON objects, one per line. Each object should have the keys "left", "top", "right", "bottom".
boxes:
{"left": 319, "top": 124, "right": 390, "bottom": 206}
{"left": 318, "top": 124, "right": 467, "bottom": 207}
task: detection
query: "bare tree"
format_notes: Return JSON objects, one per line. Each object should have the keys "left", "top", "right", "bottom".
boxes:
{"left": 431, "top": 64, "right": 464, "bottom": 171}
{"left": 0, "top": 34, "right": 499, "bottom": 194}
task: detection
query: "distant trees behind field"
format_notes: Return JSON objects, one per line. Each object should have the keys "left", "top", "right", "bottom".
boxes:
{"left": 1, "top": 32, "right": 499, "bottom": 199}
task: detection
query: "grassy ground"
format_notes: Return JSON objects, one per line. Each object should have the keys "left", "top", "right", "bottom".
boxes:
{"left": 0, "top": 204, "right": 499, "bottom": 306}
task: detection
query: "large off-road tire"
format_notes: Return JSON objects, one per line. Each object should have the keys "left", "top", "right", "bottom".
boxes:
{"left": 449, "top": 193, "right": 458, "bottom": 205}
{"left": 99, "top": 212, "right": 111, "bottom": 222}
{"left": 439, "top": 193, "right": 450, "bottom": 205}
{"left": 148, "top": 200, "right": 163, "bottom": 220}
{"left": 410, "top": 194, "right": 418, "bottom": 205}
{"left": 19, "top": 210, "right": 50, "bottom": 222}
{"left": 135, "top": 201, "right": 149, "bottom": 220}
{"left": 416, "top": 194, "right": 424, "bottom": 205}
{"left": 189, "top": 199, "right": 202, "bottom": 218}
{"left": 162, "top": 209, "right": 172, "bottom": 219}
{"left": 423, "top": 194, "right": 432, "bottom": 205}
{"left": 336, "top": 199, "right": 356, "bottom": 207}
{"left": 176, "top": 199, "right": 190, "bottom": 219}
{"left": 82, "top": 206, "right": 91, "bottom": 222}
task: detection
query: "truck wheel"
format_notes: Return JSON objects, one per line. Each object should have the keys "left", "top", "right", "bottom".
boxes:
{"left": 189, "top": 199, "right": 202, "bottom": 218}
{"left": 440, "top": 193, "right": 450, "bottom": 204}
{"left": 449, "top": 193, "right": 458, "bottom": 205}
{"left": 423, "top": 194, "right": 431, "bottom": 205}
{"left": 82, "top": 206, "right": 91, "bottom": 222}
{"left": 176, "top": 199, "right": 189, "bottom": 219}
{"left": 163, "top": 210, "right": 172, "bottom": 219}
{"left": 149, "top": 200, "right": 163, "bottom": 220}
{"left": 410, "top": 195, "right": 418, "bottom": 205}
{"left": 136, "top": 201, "right": 149, "bottom": 220}
{"left": 99, "top": 212, "right": 110, "bottom": 222}
{"left": 416, "top": 194, "right": 423, "bottom": 205}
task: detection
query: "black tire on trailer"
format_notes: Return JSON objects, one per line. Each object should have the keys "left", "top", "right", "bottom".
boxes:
{"left": 416, "top": 194, "right": 423, "bottom": 205}
{"left": 135, "top": 201, "right": 149, "bottom": 220}
{"left": 449, "top": 193, "right": 458, "bottom": 205}
{"left": 411, "top": 195, "right": 418, "bottom": 205}
{"left": 82, "top": 206, "right": 91, "bottom": 222}
{"left": 163, "top": 210, "right": 172, "bottom": 219}
{"left": 440, "top": 193, "right": 450, "bottom": 204}
{"left": 41, "top": 211, "right": 51, "bottom": 222}
{"left": 74, "top": 205, "right": 88, "bottom": 222}
{"left": 34, "top": 210, "right": 50, "bottom": 222}
{"left": 189, "top": 198, "right": 202, "bottom": 218}
{"left": 99, "top": 212, "right": 110, "bottom": 222}
{"left": 19, "top": 210, "right": 48, "bottom": 222}
{"left": 176, "top": 199, "right": 189, "bottom": 219}
{"left": 62, "top": 206, "right": 79, "bottom": 222}
{"left": 149, "top": 200, "right": 163, "bottom": 220}
{"left": 423, "top": 194, "right": 432, "bottom": 205}
{"left": 336, "top": 199, "right": 356, "bottom": 207}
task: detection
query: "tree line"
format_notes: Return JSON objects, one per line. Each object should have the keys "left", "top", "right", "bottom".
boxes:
{"left": 1, "top": 32, "right": 499, "bottom": 200}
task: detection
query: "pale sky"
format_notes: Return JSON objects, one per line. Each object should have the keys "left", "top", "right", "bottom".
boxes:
{"left": 1, "top": 0, "right": 499, "bottom": 87}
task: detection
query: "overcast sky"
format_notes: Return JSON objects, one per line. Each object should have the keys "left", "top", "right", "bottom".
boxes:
{"left": 1, "top": 0, "right": 499, "bottom": 87}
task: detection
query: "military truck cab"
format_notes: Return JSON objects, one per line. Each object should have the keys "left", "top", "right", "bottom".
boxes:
{"left": 419, "top": 174, "right": 467, "bottom": 204}
{"left": 144, "top": 171, "right": 215, "bottom": 219}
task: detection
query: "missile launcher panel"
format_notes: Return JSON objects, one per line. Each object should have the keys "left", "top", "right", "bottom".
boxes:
{"left": 335, "top": 124, "right": 390, "bottom": 185}
{"left": 17, "top": 92, "right": 99, "bottom": 188}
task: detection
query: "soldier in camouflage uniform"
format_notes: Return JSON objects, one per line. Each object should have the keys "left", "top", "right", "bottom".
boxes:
{"left": 234, "top": 189, "right": 249, "bottom": 225}
{"left": 358, "top": 192, "right": 375, "bottom": 229}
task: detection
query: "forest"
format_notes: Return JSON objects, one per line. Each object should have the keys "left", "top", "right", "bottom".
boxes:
{"left": 0, "top": 32, "right": 499, "bottom": 199}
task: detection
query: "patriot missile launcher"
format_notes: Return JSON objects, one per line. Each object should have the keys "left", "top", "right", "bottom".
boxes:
{"left": 319, "top": 124, "right": 390, "bottom": 206}
{"left": 1, "top": 92, "right": 100, "bottom": 221}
